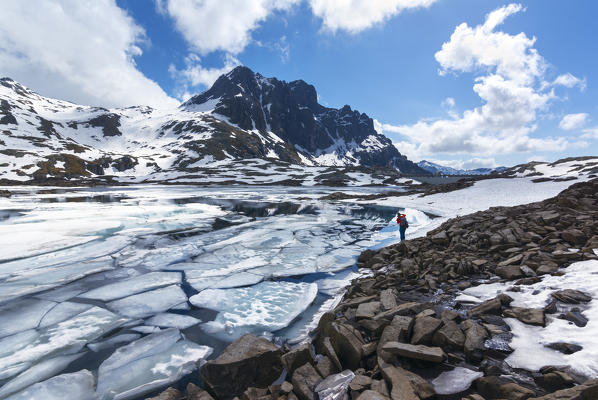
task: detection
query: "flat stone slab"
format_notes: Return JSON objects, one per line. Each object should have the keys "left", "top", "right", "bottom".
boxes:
{"left": 382, "top": 342, "right": 446, "bottom": 363}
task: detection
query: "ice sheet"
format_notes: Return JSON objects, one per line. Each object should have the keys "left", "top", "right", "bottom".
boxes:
{"left": 107, "top": 285, "right": 188, "bottom": 318}
{"left": 145, "top": 313, "right": 201, "bottom": 329}
{"left": 0, "top": 298, "right": 56, "bottom": 339}
{"left": 79, "top": 272, "right": 182, "bottom": 302}
{"left": 190, "top": 281, "right": 318, "bottom": 341}
{"left": 432, "top": 367, "right": 483, "bottom": 395}
{"left": 4, "top": 369, "right": 96, "bottom": 400}
{"left": 97, "top": 329, "right": 212, "bottom": 400}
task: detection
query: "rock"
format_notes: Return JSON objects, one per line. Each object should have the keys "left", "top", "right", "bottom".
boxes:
{"left": 476, "top": 376, "right": 535, "bottom": 400}
{"left": 357, "top": 390, "right": 391, "bottom": 400}
{"left": 561, "top": 229, "right": 587, "bottom": 246}
{"left": 370, "top": 380, "right": 390, "bottom": 397}
{"left": 314, "top": 370, "right": 354, "bottom": 400}
{"left": 316, "top": 356, "right": 337, "bottom": 378}
{"left": 461, "top": 395, "right": 485, "bottom": 400}
{"left": 545, "top": 342, "right": 583, "bottom": 354}
{"left": 147, "top": 387, "right": 184, "bottom": 400}
{"left": 356, "top": 302, "right": 382, "bottom": 319}
{"left": 380, "top": 289, "right": 398, "bottom": 310}
{"left": 411, "top": 316, "right": 442, "bottom": 345}
{"left": 498, "top": 253, "right": 524, "bottom": 267}
{"left": 359, "top": 318, "right": 389, "bottom": 334}
{"left": 350, "top": 375, "right": 373, "bottom": 391}
{"left": 559, "top": 309, "right": 588, "bottom": 327}
{"left": 537, "top": 264, "right": 559, "bottom": 275}
{"left": 242, "top": 387, "right": 269, "bottom": 400}
{"left": 504, "top": 307, "right": 545, "bottom": 326}
{"left": 321, "top": 337, "right": 343, "bottom": 371}
{"left": 329, "top": 323, "right": 364, "bottom": 370}
{"left": 186, "top": 383, "right": 216, "bottom": 400}
{"left": 380, "top": 364, "right": 420, "bottom": 400}
{"left": 200, "top": 334, "right": 283, "bottom": 400}
{"left": 551, "top": 289, "right": 592, "bottom": 304}
{"left": 534, "top": 371, "right": 575, "bottom": 392}
{"left": 382, "top": 342, "right": 446, "bottom": 363}
{"left": 292, "top": 363, "right": 323, "bottom": 400}
{"left": 470, "top": 294, "right": 513, "bottom": 316}
{"left": 462, "top": 320, "right": 488, "bottom": 362}
{"left": 529, "top": 378, "right": 598, "bottom": 399}
{"left": 432, "top": 320, "right": 465, "bottom": 349}
{"left": 441, "top": 309, "right": 459, "bottom": 322}
{"left": 374, "top": 302, "right": 427, "bottom": 320}
{"left": 495, "top": 265, "right": 524, "bottom": 280}
{"left": 430, "top": 231, "right": 449, "bottom": 245}
{"left": 280, "top": 381, "right": 294, "bottom": 394}
{"left": 282, "top": 343, "right": 313, "bottom": 375}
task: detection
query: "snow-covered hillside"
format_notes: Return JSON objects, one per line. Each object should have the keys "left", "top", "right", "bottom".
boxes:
{"left": 417, "top": 159, "right": 506, "bottom": 175}
{"left": 0, "top": 67, "right": 426, "bottom": 184}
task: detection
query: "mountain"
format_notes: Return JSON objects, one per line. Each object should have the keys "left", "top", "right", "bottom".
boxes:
{"left": 417, "top": 160, "right": 507, "bottom": 175}
{"left": 0, "top": 67, "right": 427, "bottom": 185}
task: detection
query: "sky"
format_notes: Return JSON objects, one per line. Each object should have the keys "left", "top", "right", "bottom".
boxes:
{"left": 0, "top": 0, "right": 597, "bottom": 169}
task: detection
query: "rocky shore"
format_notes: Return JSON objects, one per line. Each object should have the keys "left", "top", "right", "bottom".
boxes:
{"left": 151, "top": 178, "right": 598, "bottom": 400}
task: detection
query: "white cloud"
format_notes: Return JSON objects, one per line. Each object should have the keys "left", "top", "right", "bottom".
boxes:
{"left": 309, "top": 0, "right": 438, "bottom": 33}
{"left": 581, "top": 127, "right": 598, "bottom": 140}
{"left": 553, "top": 73, "right": 586, "bottom": 91}
{"left": 0, "top": 0, "right": 178, "bottom": 108}
{"left": 383, "top": 4, "right": 576, "bottom": 160}
{"left": 161, "top": 0, "right": 299, "bottom": 55}
{"left": 169, "top": 53, "right": 240, "bottom": 100}
{"left": 559, "top": 113, "right": 588, "bottom": 130}
{"left": 441, "top": 97, "right": 456, "bottom": 108}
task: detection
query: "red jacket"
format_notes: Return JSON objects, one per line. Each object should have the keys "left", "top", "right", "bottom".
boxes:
{"left": 396, "top": 214, "right": 406, "bottom": 224}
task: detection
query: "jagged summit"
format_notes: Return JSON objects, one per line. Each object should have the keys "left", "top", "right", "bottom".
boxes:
{"left": 182, "top": 66, "right": 425, "bottom": 173}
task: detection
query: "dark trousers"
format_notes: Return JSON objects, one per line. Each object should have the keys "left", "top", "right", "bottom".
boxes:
{"left": 399, "top": 227, "right": 406, "bottom": 241}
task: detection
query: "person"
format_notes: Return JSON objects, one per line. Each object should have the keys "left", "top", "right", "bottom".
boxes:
{"left": 396, "top": 213, "right": 409, "bottom": 241}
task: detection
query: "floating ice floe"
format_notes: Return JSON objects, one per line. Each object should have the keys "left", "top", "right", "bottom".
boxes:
{"left": 0, "top": 353, "right": 84, "bottom": 398}
{"left": 4, "top": 370, "right": 97, "bottom": 400}
{"left": 96, "top": 329, "right": 213, "bottom": 400}
{"left": 432, "top": 367, "right": 483, "bottom": 395}
{"left": 0, "top": 307, "right": 127, "bottom": 382}
{"left": 107, "top": 285, "right": 187, "bottom": 318}
{"left": 145, "top": 313, "right": 201, "bottom": 329}
{"left": 88, "top": 334, "right": 142, "bottom": 352}
{"left": 0, "top": 298, "right": 56, "bottom": 339}
{"left": 79, "top": 271, "right": 182, "bottom": 302}
{"left": 190, "top": 281, "right": 318, "bottom": 341}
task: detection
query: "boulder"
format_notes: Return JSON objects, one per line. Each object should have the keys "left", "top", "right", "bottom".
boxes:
{"left": 357, "top": 390, "right": 391, "bottom": 400}
{"left": 411, "top": 316, "right": 442, "bottom": 345}
{"left": 241, "top": 387, "right": 268, "bottom": 400}
{"left": 374, "top": 302, "right": 429, "bottom": 320}
{"left": 432, "top": 320, "right": 465, "bottom": 349}
{"left": 504, "top": 307, "right": 545, "bottom": 326}
{"left": 534, "top": 371, "right": 575, "bottom": 392}
{"left": 315, "top": 355, "right": 337, "bottom": 378}
{"left": 561, "top": 229, "right": 587, "bottom": 246}
{"left": 329, "top": 323, "right": 364, "bottom": 370}
{"left": 282, "top": 343, "right": 313, "bottom": 375}
{"left": 462, "top": 320, "right": 488, "bottom": 362}
{"left": 495, "top": 265, "right": 524, "bottom": 280}
{"left": 147, "top": 387, "right": 183, "bottom": 400}
{"left": 350, "top": 375, "right": 373, "bottom": 392}
{"left": 476, "top": 376, "right": 535, "bottom": 400}
{"left": 470, "top": 294, "right": 513, "bottom": 316}
{"left": 200, "top": 334, "right": 283, "bottom": 400}
{"left": 382, "top": 342, "right": 446, "bottom": 363}
{"left": 551, "top": 289, "right": 592, "bottom": 304}
{"left": 498, "top": 253, "right": 524, "bottom": 267}
{"left": 356, "top": 302, "right": 382, "bottom": 319}
{"left": 430, "top": 231, "right": 449, "bottom": 245}
{"left": 321, "top": 337, "right": 343, "bottom": 371}
{"left": 380, "top": 364, "right": 419, "bottom": 400}
{"left": 545, "top": 342, "right": 583, "bottom": 355}
{"left": 186, "top": 383, "right": 215, "bottom": 400}
{"left": 292, "top": 363, "right": 323, "bottom": 400}
{"left": 380, "top": 289, "right": 398, "bottom": 310}
{"left": 529, "top": 378, "right": 598, "bottom": 399}
{"left": 370, "top": 380, "right": 390, "bottom": 398}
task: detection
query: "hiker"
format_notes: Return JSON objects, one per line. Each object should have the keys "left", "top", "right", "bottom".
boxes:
{"left": 396, "top": 213, "right": 408, "bottom": 241}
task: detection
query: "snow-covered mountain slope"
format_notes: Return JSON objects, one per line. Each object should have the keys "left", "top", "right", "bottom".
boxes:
{"left": 417, "top": 160, "right": 507, "bottom": 175}
{"left": 0, "top": 68, "right": 426, "bottom": 184}
{"left": 502, "top": 157, "right": 598, "bottom": 180}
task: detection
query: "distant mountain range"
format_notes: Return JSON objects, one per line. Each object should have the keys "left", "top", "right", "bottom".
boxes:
{"left": 417, "top": 160, "right": 507, "bottom": 175}
{"left": 0, "top": 66, "right": 427, "bottom": 184}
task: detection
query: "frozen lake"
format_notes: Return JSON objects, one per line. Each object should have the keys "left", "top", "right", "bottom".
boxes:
{"left": 0, "top": 184, "right": 432, "bottom": 399}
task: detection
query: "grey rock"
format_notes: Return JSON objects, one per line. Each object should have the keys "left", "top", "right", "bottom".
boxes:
{"left": 282, "top": 343, "right": 313, "bottom": 375}
{"left": 382, "top": 342, "right": 446, "bottom": 363}
{"left": 292, "top": 363, "right": 323, "bottom": 400}
{"left": 410, "top": 316, "right": 442, "bottom": 345}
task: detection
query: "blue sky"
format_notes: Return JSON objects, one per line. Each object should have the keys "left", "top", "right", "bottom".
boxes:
{"left": 0, "top": 0, "right": 596, "bottom": 169}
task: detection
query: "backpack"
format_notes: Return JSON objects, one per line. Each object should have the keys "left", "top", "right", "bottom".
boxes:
{"left": 399, "top": 215, "right": 409, "bottom": 229}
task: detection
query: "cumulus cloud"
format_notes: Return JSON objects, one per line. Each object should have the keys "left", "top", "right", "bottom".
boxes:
{"left": 559, "top": 113, "right": 588, "bottom": 130}
{"left": 0, "top": 0, "right": 178, "bottom": 108}
{"left": 309, "top": 0, "right": 437, "bottom": 33}
{"left": 169, "top": 54, "right": 240, "bottom": 101}
{"left": 159, "top": 0, "right": 299, "bottom": 55}
{"left": 581, "top": 127, "right": 598, "bottom": 140}
{"left": 382, "top": 3, "right": 578, "bottom": 160}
